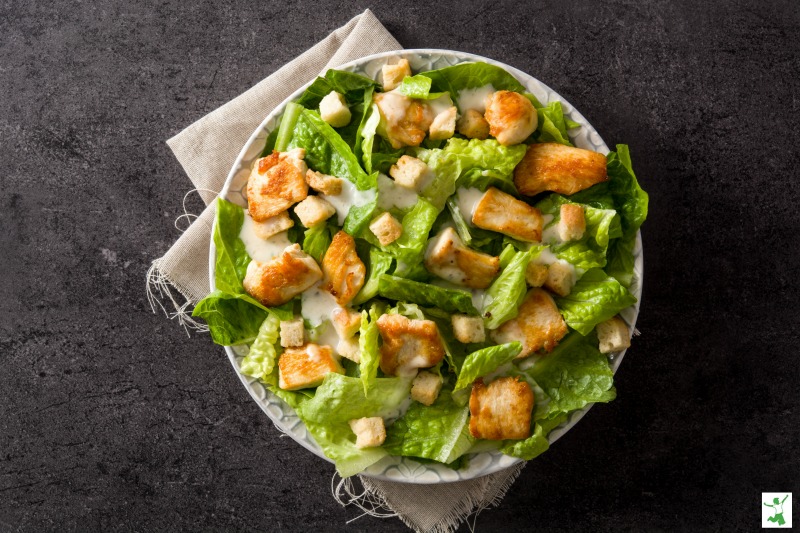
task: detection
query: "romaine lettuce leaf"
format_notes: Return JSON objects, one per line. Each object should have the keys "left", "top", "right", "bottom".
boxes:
{"left": 302, "top": 223, "right": 333, "bottom": 264}
{"left": 358, "top": 307, "right": 381, "bottom": 394}
{"left": 303, "top": 421, "right": 388, "bottom": 478}
{"left": 413, "top": 149, "right": 462, "bottom": 210}
{"left": 296, "top": 69, "right": 378, "bottom": 109}
{"left": 192, "top": 290, "right": 268, "bottom": 346}
{"left": 533, "top": 101, "right": 573, "bottom": 146}
{"left": 396, "top": 74, "right": 445, "bottom": 99}
{"left": 419, "top": 63, "right": 526, "bottom": 108}
{"left": 353, "top": 248, "right": 394, "bottom": 305}
{"left": 212, "top": 198, "right": 250, "bottom": 294}
{"left": 500, "top": 413, "right": 568, "bottom": 460}
{"left": 604, "top": 233, "right": 636, "bottom": 288}
{"left": 239, "top": 312, "right": 280, "bottom": 381}
{"left": 482, "top": 246, "right": 540, "bottom": 329}
{"left": 378, "top": 275, "right": 478, "bottom": 315}
{"left": 453, "top": 342, "right": 522, "bottom": 391}
{"left": 555, "top": 268, "right": 637, "bottom": 335}
{"left": 365, "top": 199, "right": 439, "bottom": 263}
{"left": 607, "top": 145, "right": 649, "bottom": 238}
{"left": 446, "top": 138, "right": 527, "bottom": 194}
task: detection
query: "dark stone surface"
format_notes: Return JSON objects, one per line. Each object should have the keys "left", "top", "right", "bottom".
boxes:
{"left": 2, "top": 0, "right": 799, "bottom": 531}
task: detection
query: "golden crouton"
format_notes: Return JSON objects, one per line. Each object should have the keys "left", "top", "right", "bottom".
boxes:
{"left": 472, "top": 187, "right": 543, "bottom": 242}
{"left": 247, "top": 149, "right": 309, "bottom": 222}
{"left": 452, "top": 314, "right": 485, "bottom": 344}
{"left": 337, "top": 337, "right": 361, "bottom": 363}
{"left": 332, "top": 307, "right": 362, "bottom": 339}
{"left": 294, "top": 196, "right": 336, "bottom": 228}
{"left": 424, "top": 228, "right": 500, "bottom": 289}
{"left": 558, "top": 204, "right": 586, "bottom": 241}
{"left": 525, "top": 263, "right": 549, "bottom": 287}
{"left": 484, "top": 90, "right": 537, "bottom": 146}
{"left": 369, "top": 212, "right": 403, "bottom": 246}
{"left": 491, "top": 288, "right": 568, "bottom": 358}
{"left": 305, "top": 169, "right": 342, "bottom": 196}
{"left": 349, "top": 417, "right": 386, "bottom": 448}
{"left": 377, "top": 314, "right": 445, "bottom": 377}
{"left": 381, "top": 58, "right": 411, "bottom": 91}
{"left": 319, "top": 91, "right": 351, "bottom": 128}
{"left": 429, "top": 106, "right": 457, "bottom": 141}
{"left": 278, "top": 343, "right": 343, "bottom": 390}
{"left": 279, "top": 317, "right": 305, "bottom": 348}
{"left": 411, "top": 371, "right": 443, "bottom": 406}
{"left": 389, "top": 155, "right": 431, "bottom": 191}
{"left": 543, "top": 261, "right": 576, "bottom": 297}
{"left": 456, "top": 109, "right": 490, "bottom": 140}
{"left": 252, "top": 211, "right": 294, "bottom": 240}
{"left": 243, "top": 244, "right": 322, "bottom": 307}
{"left": 469, "top": 377, "right": 534, "bottom": 440}
{"left": 596, "top": 316, "right": 631, "bottom": 354}
{"left": 374, "top": 92, "right": 433, "bottom": 149}
{"left": 513, "top": 143, "right": 608, "bottom": 197}
{"left": 321, "top": 231, "right": 366, "bottom": 306}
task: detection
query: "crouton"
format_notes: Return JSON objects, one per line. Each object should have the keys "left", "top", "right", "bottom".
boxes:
{"left": 469, "top": 377, "right": 534, "bottom": 440}
{"left": 543, "top": 261, "right": 576, "bottom": 297}
{"left": 321, "top": 231, "right": 366, "bottom": 306}
{"left": 525, "top": 263, "right": 548, "bottom": 287}
{"left": 349, "top": 417, "right": 386, "bottom": 448}
{"left": 456, "top": 109, "right": 490, "bottom": 140}
{"left": 429, "top": 106, "right": 457, "bottom": 141}
{"left": 279, "top": 317, "right": 305, "bottom": 348}
{"left": 294, "top": 196, "right": 336, "bottom": 228}
{"left": 337, "top": 336, "right": 361, "bottom": 363}
{"left": 251, "top": 211, "right": 294, "bottom": 240}
{"left": 424, "top": 228, "right": 500, "bottom": 289}
{"left": 377, "top": 314, "right": 445, "bottom": 377}
{"left": 305, "top": 169, "right": 343, "bottom": 196}
{"left": 452, "top": 314, "right": 485, "bottom": 344}
{"left": 513, "top": 143, "right": 608, "bottom": 197}
{"left": 243, "top": 244, "right": 322, "bottom": 307}
{"left": 484, "top": 90, "right": 537, "bottom": 146}
{"left": 491, "top": 288, "right": 568, "bottom": 358}
{"left": 332, "top": 307, "right": 362, "bottom": 339}
{"left": 247, "top": 150, "right": 309, "bottom": 222}
{"left": 558, "top": 204, "right": 586, "bottom": 241}
{"left": 369, "top": 212, "right": 403, "bottom": 246}
{"left": 381, "top": 58, "right": 411, "bottom": 91}
{"left": 411, "top": 371, "right": 443, "bottom": 406}
{"left": 278, "top": 343, "right": 343, "bottom": 390}
{"left": 389, "top": 155, "right": 431, "bottom": 191}
{"left": 596, "top": 316, "right": 631, "bottom": 354}
{"left": 472, "top": 187, "right": 543, "bottom": 242}
{"left": 374, "top": 92, "right": 433, "bottom": 149}
{"left": 319, "top": 91, "right": 351, "bottom": 128}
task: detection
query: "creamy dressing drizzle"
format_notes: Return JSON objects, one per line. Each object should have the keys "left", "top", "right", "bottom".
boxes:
{"left": 378, "top": 173, "right": 419, "bottom": 210}
{"left": 454, "top": 187, "right": 484, "bottom": 224}
{"left": 456, "top": 85, "right": 495, "bottom": 113}
{"left": 427, "top": 93, "right": 455, "bottom": 118}
{"left": 301, "top": 284, "right": 340, "bottom": 327}
{"left": 540, "top": 214, "right": 562, "bottom": 244}
{"left": 239, "top": 214, "right": 292, "bottom": 263}
{"left": 321, "top": 178, "right": 376, "bottom": 226}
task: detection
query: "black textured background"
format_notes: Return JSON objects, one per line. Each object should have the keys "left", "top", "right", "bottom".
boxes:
{"left": 2, "top": 1, "right": 799, "bottom": 531}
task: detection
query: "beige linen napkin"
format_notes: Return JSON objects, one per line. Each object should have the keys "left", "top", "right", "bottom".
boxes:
{"left": 148, "top": 9, "right": 526, "bottom": 532}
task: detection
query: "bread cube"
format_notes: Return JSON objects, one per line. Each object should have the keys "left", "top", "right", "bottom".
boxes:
{"left": 306, "top": 169, "right": 342, "bottom": 196}
{"left": 513, "top": 143, "right": 608, "bottom": 197}
{"left": 349, "top": 417, "right": 386, "bottom": 448}
{"left": 472, "top": 187, "right": 543, "bottom": 242}
{"left": 469, "top": 377, "right": 534, "bottom": 440}
{"left": 558, "top": 204, "right": 586, "bottom": 241}
{"left": 278, "top": 344, "right": 343, "bottom": 390}
{"left": 525, "top": 263, "right": 548, "bottom": 287}
{"left": 456, "top": 109, "right": 490, "bottom": 140}
{"left": 252, "top": 211, "right": 294, "bottom": 240}
{"left": 369, "top": 212, "right": 403, "bottom": 246}
{"left": 596, "top": 316, "right": 631, "bottom": 354}
{"left": 279, "top": 317, "right": 305, "bottom": 348}
{"left": 429, "top": 106, "right": 457, "bottom": 141}
{"left": 319, "top": 91, "right": 351, "bottom": 128}
{"left": 451, "top": 314, "right": 485, "bottom": 344}
{"left": 337, "top": 336, "right": 361, "bottom": 363}
{"left": 411, "top": 370, "right": 443, "bottom": 406}
{"left": 381, "top": 58, "right": 411, "bottom": 91}
{"left": 377, "top": 314, "right": 445, "bottom": 377}
{"left": 491, "top": 288, "right": 568, "bottom": 358}
{"left": 294, "top": 196, "right": 336, "bottom": 228}
{"left": 543, "top": 261, "right": 576, "bottom": 297}
{"left": 389, "top": 155, "right": 430, "bottom": 191}
{"left": 332, "top": 307, "right": 362, "bottom": 339}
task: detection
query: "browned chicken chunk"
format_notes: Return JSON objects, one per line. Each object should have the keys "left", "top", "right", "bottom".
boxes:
{"left": 491, "top": 288, "right": 568, "bottom": 358}
{"left": 424, "top": 228, "right": 500, "bottom": 289}
{"left": 321, "top": 231, "right": 366, "bottom": 306}
{"left": 243, "top": 244, "right": 322, "bottom": 307}
{"left": 374, "top": 92, "right": 434, "bottom": 149}
{"left": 469, "top": 377, "right": 534, "bottom": 440}
{"left": 278, "top": 343, "right": 343, "bottom": 390}
{"left": 513, "top": 143, "right": 608, "bottom": 197}
{"left": 377, "top": 314, "right": 445, "bottom": 377}
{"left": 247, "top": 149, "right": 309, "bottom": 221}
{"left": 484, "top": 90, "right": 537, "bottom": 146}
{"left": 472, "top": 187, "right": 543, "bottom": 242}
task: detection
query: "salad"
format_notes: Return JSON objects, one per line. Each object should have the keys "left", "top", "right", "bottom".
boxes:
{"left": 193, "top": 56, "right": 648, "bottom": 478}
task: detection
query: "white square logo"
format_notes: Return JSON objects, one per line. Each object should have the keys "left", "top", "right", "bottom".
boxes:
{"left": 762, "top": 493, "right": 792, "bottom": 528}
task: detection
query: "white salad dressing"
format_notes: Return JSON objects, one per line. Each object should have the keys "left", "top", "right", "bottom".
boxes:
{"left": 454, "top": 187, "right": 485, "bottom": 223}
{"left": 239, "top": 214, "right": 292, "bottom": 263}
{"left": 456, "top": 85, "right": 495, "bottom": 113}
{"left": 540, "top": 214, "right": 562, "bottom": 244}
{"left": 531, "top": 246, "right": 560, "bottom": 266}
{"left": 306, "top": 343, "right": 323, "bottom": 363}
{"left": 377, "top": 173, "right": 419, "bottom": 210}
{"left": 471, "top": 288, "right": 487, "bottom": 311}
{"left": 300, "top": 284, "right": 340, "bottom": 327}
{"left": 321, "top": 178, "right": 376, "bottom": 226}
{"left": 427, "top": 93, "right": 455, "bottom": 117}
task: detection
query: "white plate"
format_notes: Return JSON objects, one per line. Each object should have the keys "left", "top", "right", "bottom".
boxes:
{"left": 210, "top": 49, "right": 643, "bottom": 484}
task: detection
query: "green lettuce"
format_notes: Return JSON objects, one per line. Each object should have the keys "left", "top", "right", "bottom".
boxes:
{"left": 607, "top": 145, "right": 649, "bottom": 239}
{"left": 302, "top": 223, "right": 333, "bottom": 264}
{"left": 353, "top": 248, "right": 394, "bottom": 305}
{"left": 192, "top": 291, "right": 267, "bottom": 346}
{"left": 419, "top": 62, "right": 526, "bottom": 109}
{"left": 303, "top": 421, "right": 389, "bottom": 478}
{"left": 396, "top": 74, "right": 445, "bottom": 99}
{"left": 239, "top": 312, "right": 280, "bottom": 381}
{"left": 358, "top": 307, "right": 381, "bottom": 394}
{"left": 500, "top": 413, "right": 568, "bottom": 460}
{"left": 534, "top": 101, "right": 573, "bottom": 146}
{"left": 453, "top": 342, "right": 522, "bottom": 391}
{"left": 211, "top": 198, "right": 250, "bottom": 294}
{"left": 378, "top": 275, "right": 478, "bottom": 315}
{"left": 296, "top": 69, "right": 378, "bottom": 109}
{"left": 555, "top": 268, "right": 637, "bottom": 335}
{"left": 605, "top": 233, "right": 636, "bottom": 287}
{"left": 482, "top": 247, "right": 540, "bottom": 329}
{"left": 365, "top": 199, "right": 439, "bottom": 263}
{"left": 446, "top": 138, "right": 527, "bottom": 194}
{"left": 413, "top": 149, "right": 462, "bottom": 210}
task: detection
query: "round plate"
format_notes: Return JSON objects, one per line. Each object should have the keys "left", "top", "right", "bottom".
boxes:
{"left": 210, "top": 49, "right": 643, "bottom": 484}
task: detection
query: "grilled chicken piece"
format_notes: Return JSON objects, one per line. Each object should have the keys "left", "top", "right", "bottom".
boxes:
{"left": 472, "top": 187, "right": 543, "bottom": 242}
{"left": 484, "top": 90, "right": 537, "bottom": 146}
{"left": 247, "top": 149, "right": 309, "bottom": 222}
{"left": 251, "top": 211, "right": 294, "bottom": 240}
{"left": 243, "top": 244, "right": 322, "bottom": 307}
{"left": 321, "top": 231, "right": 366, "bottom": 306}
{"left": 374, "top": 92, "right": 434, "bottom": 149}
{"left": 424, "top": 228, "right": 500, "bottom": 289}
{"left": 469, "top": 377, "right": 534, "bottom": 440}
{"left": 491, "top": 288, "right": 568, "bottom": 358}
{"left": 278, "top": 343, "right": 343, "bottom": 390}
{"left": 513, "top": 143, "right": 608, "bottom": 197}
{"left": 377, "top": 314, "right": 445, "bottom": 377}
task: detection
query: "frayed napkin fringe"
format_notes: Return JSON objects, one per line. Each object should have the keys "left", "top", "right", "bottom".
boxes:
{"left": 145, "top": 259, "right": 209, "bottom": 336}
